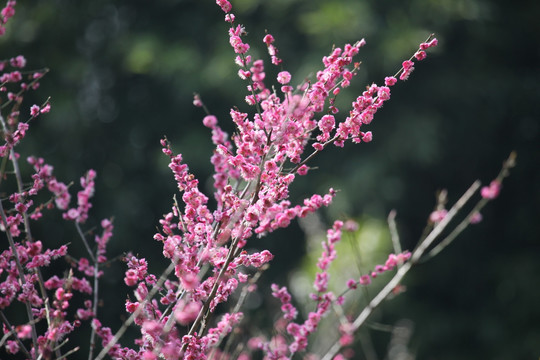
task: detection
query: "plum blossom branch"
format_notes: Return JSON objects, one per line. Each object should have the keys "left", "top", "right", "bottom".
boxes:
{"left": 94, "top": 259, "right": 177, "bottom": 360}
{"left": 0, "top": 198, "right": 39, "bottom": 353}
{"left": 424, "top": 151, "right": 516, "bottom": 260}
{"left": 321, "top": 180, "right": 480, "bottom": 360}
{"left": 0, "top": 1, "right": 511, "bottom": 359}
{"left": 0, "top": 310, "right": 32, "bottom": 358}
{"left": 321, "top": 152, "right": 515, "bottom": 359}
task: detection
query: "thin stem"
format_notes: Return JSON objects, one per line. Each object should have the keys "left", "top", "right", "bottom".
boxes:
{"left": 289, "top": 34, "right": 437, "bottom": 177}
{"left": 10, "top": 140, "right": 52, "bottom": 307}
{"left": 217, "top": 266, "right": 267, "bottom": 359}
{"left": 184, "top": 236, "right": 240, "bottom": 342}
{"left": 0, "top": 111, "right": 54, "bottom": 354}
{"left": 193, "top": 93, "right": 211, "bottom": 115}
{"left": 73, "top": 221, "right": 101, "bottom": 360}
{"left": 392, "top": 34, "right": 436, "bottom": 80}
{"left": 423, "top": 198, "right": 487, "bottom": 261}
{"left": 346, "top": 225, "right": 371, "bottom": 302}
{"left": 94, "top": 260, "right": 177, "bottom": 360}
{"left": 87, "top": 258, "right": 100, "bottom": 360}
{"left": 181, "top": 142, "right": 268, "bottom": 348}
{"left": 387, "top": 210, "right": 402, "bottom": 255}
{"left": 74, "top": 222, "right": 97, "bottom": 264}
{"left": 410, "top": 181, "right": 480, "bottom": 263}
{"left": 321, "top": 180, "right": 481, "bottom": 360}
{"left": 55, "top": 346, "right": 80, "bottom": 359}
{"left": 425, "top": 151, "right": 516, "bottom": 261}
{"left": 0, "top": 68, "right": 49, "bottom": 110}
{"left": 0, "top": 310, "right": 32, "bottom": 358}
{"left": 0, "top": 199, "right": 39, "bottom": 356}
{"left": 288, "top": 133, "right": 341, "bottom": 175}
{"left": 155, "top": 265, "right": 212, "bottom": 357}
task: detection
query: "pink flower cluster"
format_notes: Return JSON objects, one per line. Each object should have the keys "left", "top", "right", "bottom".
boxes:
{"left": 346, "top": 251, "right": 412, "bottom": 289}
{"left": 0, "top": 50, "right": 49, "bottom": 158}
{"left": 269, "top": 221, "right": 346, "bottom": 357}
{"left": 0, "top": 242, "right": 67, "bottom": 308}
{"left": 0, "top": 0, "right": 15, "bottom": 36}
{"left": 429, "top": 208, "right": 448, "bottom": 223}
{"left": 270, "top": 221, "right": 412, "bottom": 358}
{"left": 63, "top": 169, "right": 97, "bottom": 223}
{"left": 0, "top": 14, "right": 115, "bottom": 355}
{"left": 0, "top": 153, "right": 112, "bottom": 356}
{"left": 0, "top": 1, "right": 447, "bottom": 359}
{"left": 90, "top": 2, "right": 438, "bottom": 358}
{"left": 481, "top": 180, "right": 501, "bottom": 199}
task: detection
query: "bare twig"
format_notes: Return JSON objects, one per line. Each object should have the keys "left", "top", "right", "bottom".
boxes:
{"left": 75, "top": 222, "right": 97, "bottom": 264}
{"left": 322, "top": 152, "right": 516, "bottom": 359}
{"left": 387, "top": 210, "right": 402, "bottom": 255}
{"left": 425, "top": 152, "right": 516, "bottom": 260}
{"left": 321, "top": 180, "right": 481, "bottom": 360}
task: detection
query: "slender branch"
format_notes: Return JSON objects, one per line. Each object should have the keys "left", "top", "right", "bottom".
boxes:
{"left": 217, "top": 266, "right": 267, "bottom": 358}
{"left": 51, "top": 338, "right": 70, "bottom": 352}
{"left": 0, "top": 199, "right": 39, "bottom": 355}
{"left": 184, "top": 236, "right": 240, "bottom": 342}
{"left": 387, "top": 210, "right": 402, "bottom": 255}
{"left": 0, "top": 111, "right": 57, "bottom": 356}
{"left": 289, "top": 34, "right": 437, "bottom": 177}
{"left": 73, "top": 220, "right": 101, "bottom": 360}
{"left": 425, "top": 151, "right": 516, "bottom": 260}
{"left": 321, "top": 180, "right": 481, "bottom": 360}
{"left": 0, "top": 310, "right": 32, "bottom": 358}
{"left": 180, "top": 148, "right": 268, "bottom": 352}
{"left": 87, "top": 256, "right": 100, "bottom": 360}
{"left": 409, "top": 181, "right": 480, "bottom": 263}
{"left": 287, "top": 135, "right": 337, "bottom": 175}
{"left": 0, "top": 68, "right": 49, "bottom": 110}
{"left": 346, "top": 225, "right": 371, "bottom": 302}
{"left": 423, "top": 198, "right": 487, "bottom": 261}
{"left": 74, "top": 222, "right": 97, "bottom": 264}
{"left": 10, "top": 140, "right": 52, "bottom": 312}
{"left": 94, "top": 259, "right": 177, "bottom": 360}
{"left": 55, "top": 345, "right": 80, "bottom": 359}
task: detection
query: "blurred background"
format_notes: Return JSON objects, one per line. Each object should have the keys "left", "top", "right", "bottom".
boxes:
{"left": 1, "top": 0, "right": 538, "bottom": 359}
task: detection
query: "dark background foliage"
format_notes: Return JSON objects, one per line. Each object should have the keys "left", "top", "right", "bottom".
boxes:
{"left": 2, "top": 0, "right": 538, "bottom": 359}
